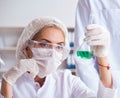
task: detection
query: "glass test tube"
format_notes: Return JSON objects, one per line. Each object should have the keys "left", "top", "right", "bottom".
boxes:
{"left": 77, "top": 10, "right": 94, "bottom": 59}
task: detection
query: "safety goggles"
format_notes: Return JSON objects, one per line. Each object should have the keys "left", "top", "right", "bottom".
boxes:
{"left": 27, "top": 40, "right": 68, "bottom": 54}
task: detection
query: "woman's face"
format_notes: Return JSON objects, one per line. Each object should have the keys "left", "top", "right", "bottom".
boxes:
{"left": 25, "top": 26, "right": 65, "bottom": 58}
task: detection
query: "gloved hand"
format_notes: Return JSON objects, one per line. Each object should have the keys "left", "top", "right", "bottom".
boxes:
{"left": 85, "top": 24, "right": 110, "bottom": 57}
{"left": 3, "top": 59, "right": 39, "bottom": 86}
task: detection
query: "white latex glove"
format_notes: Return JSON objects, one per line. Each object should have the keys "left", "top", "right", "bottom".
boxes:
{"left": 3, "top": 59, "right": 39, "bottom": 85}
{"left": 85, "top": 24, "right": 110, "bottom": 57}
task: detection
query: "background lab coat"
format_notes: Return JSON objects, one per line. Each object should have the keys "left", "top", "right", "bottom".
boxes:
{"left": 74, "top": 0, "right": 120, "bottom": 96}
{"left": 0, "top": 70, "right": 117, "bottom": 98}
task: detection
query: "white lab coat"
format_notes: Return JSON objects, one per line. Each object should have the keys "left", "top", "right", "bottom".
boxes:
{"left": 0, "top": 70, "right": 116, "bottom": 98}
{"left": 74, "top": 0, "right": 120, "bottom": 96}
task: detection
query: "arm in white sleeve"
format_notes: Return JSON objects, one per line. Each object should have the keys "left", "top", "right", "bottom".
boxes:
{"left": 71, "top": 74, "right": 118, "bottom": 98}
{"left": 97, "top": 76, "right": 118, "bottom": 98}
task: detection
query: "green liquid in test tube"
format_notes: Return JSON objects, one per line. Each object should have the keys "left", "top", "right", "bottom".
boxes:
{"left": 77, "top": 10, "right": 94, "bottom": 59}
{"left": 77, "top": 50, "right": 93, "bottom": 59}
{"left": 77, "top": 40, "right": 93, "bottom": 59}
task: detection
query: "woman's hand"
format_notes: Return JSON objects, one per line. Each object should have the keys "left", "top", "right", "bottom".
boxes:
{"left": 85, "top": 24, "right": 110, "bottom": 57}
{"left": 3, "top": 59, "right": 39, "bottom": 85}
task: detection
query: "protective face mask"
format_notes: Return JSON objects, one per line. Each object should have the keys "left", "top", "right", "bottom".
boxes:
{"left": 31, "top": 48, "right": 63, "bottom": 78}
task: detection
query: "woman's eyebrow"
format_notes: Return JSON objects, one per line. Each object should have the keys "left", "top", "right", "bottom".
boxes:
{"left": 57, "top": 42, "right": 65, "bottom": 45}
{"left": 39, "top": 39, "right": 51, "bottom": 43}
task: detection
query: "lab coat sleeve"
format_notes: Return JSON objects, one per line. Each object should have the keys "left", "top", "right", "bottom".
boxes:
{"left": 71, "top": 75, "right": 96, "bottom": 98}
{"left": 97, "top": 79, "right": 117, "bottom": 98}
{"left": 71, "top": 74, "right": 118, "bottom": 98}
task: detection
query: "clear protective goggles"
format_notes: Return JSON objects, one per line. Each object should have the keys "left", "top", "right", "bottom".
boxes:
{"left": 27, "top": 40, "right": 69, "bottom": 56}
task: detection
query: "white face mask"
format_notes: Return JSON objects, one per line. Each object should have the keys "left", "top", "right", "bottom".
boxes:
{"left": 31, "top": 48, "right": 63, "bottom": 78}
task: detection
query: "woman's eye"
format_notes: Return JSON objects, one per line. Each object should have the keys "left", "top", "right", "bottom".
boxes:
{"left": 39, "top": 43, "right": 48, "bottom": 47}
{"left": 56, "top": 45, "right": 63, "bottom": 50}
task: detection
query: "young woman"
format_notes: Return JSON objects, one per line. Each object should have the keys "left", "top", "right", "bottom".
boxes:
{"left": 0, "top": 17, "right": 117, "bottom": 98}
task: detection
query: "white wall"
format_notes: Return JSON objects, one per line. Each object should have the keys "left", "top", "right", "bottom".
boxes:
{"left": 0, "top": 0, "right": 78, "bottom": 27}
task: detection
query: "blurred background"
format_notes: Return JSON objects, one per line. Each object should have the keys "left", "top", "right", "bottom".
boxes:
{"left": 0, "top": 0, "right": 78, "bottom": 26}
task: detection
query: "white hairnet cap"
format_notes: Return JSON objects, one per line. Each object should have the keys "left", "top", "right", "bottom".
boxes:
{"left": 16, "top": 17, "right": 69, "bottom": 60}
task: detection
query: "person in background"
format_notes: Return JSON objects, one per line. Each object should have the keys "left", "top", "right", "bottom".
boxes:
{"left": 0, "top": 17, "right": 118, "bottom": 98}
{"left": 74, "top": 0, "right": 120, "bottom": 96}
